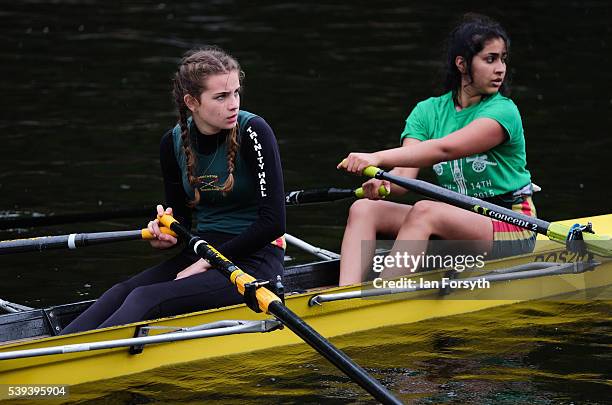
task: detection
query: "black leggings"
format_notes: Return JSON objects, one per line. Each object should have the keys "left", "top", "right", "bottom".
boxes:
{"left": 60, "top": 241, "right": 284, "bottom": 334}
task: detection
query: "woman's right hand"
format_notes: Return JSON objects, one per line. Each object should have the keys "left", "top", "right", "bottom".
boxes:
{"left": 361, "top": 179, "right": 391, "bottom": 200}
{"left": 148, "top": 204, "right": 178, "bottom": 249}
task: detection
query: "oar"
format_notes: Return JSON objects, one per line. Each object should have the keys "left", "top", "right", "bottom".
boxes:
{"left": 284, "top": 233, "right": 340, "bottom": 260}
{"left": 157, "top": 214, "right": 401, "bottom": 405}
{"left": 284, "top": 186, "right": 388, "bottom": 260}
{"left": 0, "top": 298, "right": 34, "bottom": 313}
{"left": 358, "top": 166, "right": 611, "bottom": 257}
{"left": 285, "top": 185, "right": 388, "bottom": 205}
{"left": 0, "top": 228, "right": 176, "bottom": 255}
{"left": 0, "top": 187, "right": 389, "bottom": 229}
{"left": 0, "top": 184, "right": 389, "bottom": 255}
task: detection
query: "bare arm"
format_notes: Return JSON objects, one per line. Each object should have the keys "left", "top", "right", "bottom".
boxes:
{"left": 359, "top": 138, "right": 421, "bottom": 198}
{"left": 386, "top": 138, "right": 421, "bottom": 195}
{"left": 340, "top": 118, "right": 506, "bottom": 173}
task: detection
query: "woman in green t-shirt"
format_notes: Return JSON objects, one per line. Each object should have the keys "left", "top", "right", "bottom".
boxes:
{"left": 337, "top": 14, "right": 537, "bottom": 285}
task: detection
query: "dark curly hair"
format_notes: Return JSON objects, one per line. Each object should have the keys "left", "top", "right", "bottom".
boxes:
{"left": 443, "top": 13, "right": 511, "bottom": 100}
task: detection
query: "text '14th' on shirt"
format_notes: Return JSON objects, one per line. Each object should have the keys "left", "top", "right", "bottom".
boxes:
{"left": 401, "top": 91, "right": 532, "bottom": 200}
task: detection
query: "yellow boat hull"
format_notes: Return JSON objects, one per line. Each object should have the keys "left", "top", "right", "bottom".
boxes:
{"left": 0, "top": 214, "right": 610, "bottom": 386}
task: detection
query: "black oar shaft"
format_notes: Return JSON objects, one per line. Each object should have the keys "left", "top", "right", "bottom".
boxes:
{"left": 376, "top": 170, "right": 551, "bottom": 235}
{"left": 0, "top": 187, "right": 387, "bottom": 230}
{"left": 1, "top": 189, "right": 356, "bottom": 230}
{"left": 0, "top": 228, "right": 175, "bottom": 255}
{"left": 161, "top": 216, "right": 401, "bottom": 404}
{"left": 268, "top": 301, "right": 402, "bottom": 404}
{"left": 361, "top": 167, "right": 611, "bottom": 257}
{"left": 285, "top": 188, "right": 355, "bottom": 205}
{"left": 0, "top": 230, "right": 144, "bottom": 255}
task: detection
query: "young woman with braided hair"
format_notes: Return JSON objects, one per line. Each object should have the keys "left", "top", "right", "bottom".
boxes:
{"left": 61, "top": 47, "right": 286, "bottom": 334}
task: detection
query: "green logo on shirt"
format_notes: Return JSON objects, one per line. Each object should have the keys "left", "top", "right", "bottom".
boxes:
{"left": 197, "top": 175, "right": 222, "bottom": 192}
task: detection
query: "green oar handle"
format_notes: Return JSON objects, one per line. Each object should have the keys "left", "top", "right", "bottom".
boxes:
{"left": 361, "top": 166, "right": 612, "bottom": 258}
{"left": 354, "top": 185, "right": 390, "bottom": 199}
{"left": 285, "top": 186, "right": 388, "bottom": 206}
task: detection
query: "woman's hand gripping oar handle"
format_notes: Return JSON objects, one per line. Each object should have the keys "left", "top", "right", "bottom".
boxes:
{"left": 0, "top": 226, "right": 178, "bottom": 255}
{"left": 361, "top": 165, "right": 384, "bottom": 179}
{"left": 141, "top": 227, "right": 177, "bottom": 240}
{"left": 337, "top": 159, "right": 390, "bottom": 199}
{"left": 354, "top": 185, "right": 390, "bottom": 199}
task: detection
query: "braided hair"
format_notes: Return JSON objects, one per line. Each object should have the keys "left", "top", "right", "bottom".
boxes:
{"left": 171, "top": 46, "right": 244, "bottom": 206}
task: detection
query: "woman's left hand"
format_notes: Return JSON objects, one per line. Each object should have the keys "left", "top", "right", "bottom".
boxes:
{"left": 175, "top": 259, "right": 211, "bottom": 280}
{"left": 337, "top": 152, "right": 381, "bottom": 174}
{"left": 148, "top": 205, "right": 178, "bottom": 249}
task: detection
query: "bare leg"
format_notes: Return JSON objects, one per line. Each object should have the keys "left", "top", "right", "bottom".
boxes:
{"left": 382, "top": 201, "right": 494, "bottom": 279}
{"left": 339, "top": 199, "right": 413, "bottom": 285}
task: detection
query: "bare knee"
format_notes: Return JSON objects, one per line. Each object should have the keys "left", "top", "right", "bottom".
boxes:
{"left": 347, "top": 199, "right": 379, "bottom": 225}
{"left": 403, "top": 200, "right": 438, "bottom": 222}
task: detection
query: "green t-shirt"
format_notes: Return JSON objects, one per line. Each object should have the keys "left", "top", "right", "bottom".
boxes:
{"left": 400, "top": 92, "right": 531, "bottom": 198}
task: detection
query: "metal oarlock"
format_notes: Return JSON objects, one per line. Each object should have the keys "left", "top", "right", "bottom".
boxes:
{"left": 274, "top": 275, "right": 285, "bottom": 303}
{"left": 243, "top": 279, "right": 271, "bottom": 313}
{"left": 566, "top": 222, "right": 595, "bottom": 255}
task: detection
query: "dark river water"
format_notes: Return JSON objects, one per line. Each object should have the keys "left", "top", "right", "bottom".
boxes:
{"left": 0, "top": 1, "right": 611, "bottom": 403}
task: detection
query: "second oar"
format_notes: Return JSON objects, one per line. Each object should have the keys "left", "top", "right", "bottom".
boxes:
{"left": 0, "top": 228, "right": 176, "bottom": 255}
{"left": 360, "top": 166, "right": 611, "bottom": 257}
{"left": 1, "top": 186, "right": 388, "bottom": 229}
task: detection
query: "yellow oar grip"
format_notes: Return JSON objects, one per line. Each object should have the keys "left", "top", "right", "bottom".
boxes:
{"left": 141, "top": 227, "right": 177, "bottom": 240}
{"left": 362, "top": 166, "right": 382, "bottom": 178}
{"left": 157, "top": 214, "right": 178, "bottom": 228}
{"left": 230, "top": 269, "right": 281, "bottom": 312}
{"left": 354, "top": 185, "right": 390, "bottom": 199}
{"left": 337, "top": 160, "right": 381, "bottom": 178}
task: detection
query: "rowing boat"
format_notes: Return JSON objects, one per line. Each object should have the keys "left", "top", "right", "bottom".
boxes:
{"left": 0, "top": 213, "right": 610, "bottom": 386}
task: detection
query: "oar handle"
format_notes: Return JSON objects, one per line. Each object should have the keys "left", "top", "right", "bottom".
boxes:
{"left": 354, "top": 185, "right": 390, "bottom": 199}
{"left": 285, "top": 186, "right": 387, "bottom": 205}
{"left": 362, "top": 166, "right": 383, "bottom": 178}
{"left": 141, "top": 227, "right": 177, "bottom": 240}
